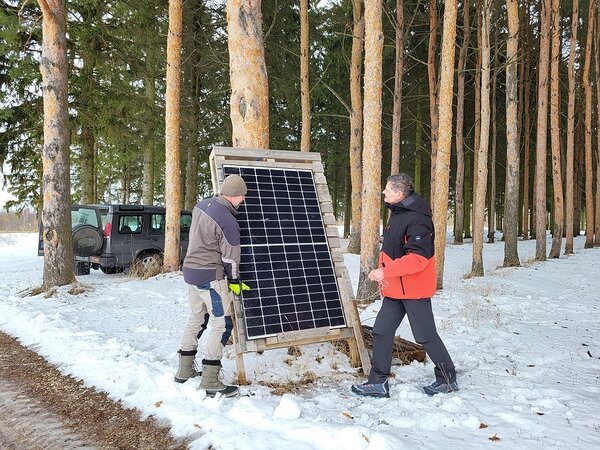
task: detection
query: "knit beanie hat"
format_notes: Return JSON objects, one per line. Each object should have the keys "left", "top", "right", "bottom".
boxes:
{"left": 220, "top": 174, "right": 247, "bottom": 196}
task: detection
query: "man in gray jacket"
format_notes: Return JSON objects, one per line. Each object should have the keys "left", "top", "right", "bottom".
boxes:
{"left": 175, "top": 174, "right": 248, "bottom": 397}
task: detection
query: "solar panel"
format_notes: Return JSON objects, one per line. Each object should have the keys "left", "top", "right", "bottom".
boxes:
{"left": 222, "top": 165, "right": 347, "bottom": 339}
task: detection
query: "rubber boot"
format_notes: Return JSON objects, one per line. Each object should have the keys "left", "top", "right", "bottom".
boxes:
{"left": 200, "top": 359, "right": 239, "bottom": 397}
{"left": 174, "top": 349, "right": 200, "bottom": 383}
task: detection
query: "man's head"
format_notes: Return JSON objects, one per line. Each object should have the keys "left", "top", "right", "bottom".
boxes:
{"left": 220, "top": 174, "right": 247, "bottom": 207}
{"left": 383, "top": 173, "right": 414, "bottom": 204}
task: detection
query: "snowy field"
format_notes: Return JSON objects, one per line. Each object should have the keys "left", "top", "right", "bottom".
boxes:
{"left": 1, "top": 231, "right": 599, "bottom": 449}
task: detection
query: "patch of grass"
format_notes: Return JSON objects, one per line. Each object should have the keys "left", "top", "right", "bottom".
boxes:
{"left": 259, "top": 371, "right": 318, "bottom": 395}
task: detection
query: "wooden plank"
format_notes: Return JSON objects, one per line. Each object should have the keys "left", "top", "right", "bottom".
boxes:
{"left": 255, "top": 327, "right": 355, "bottom": 352}
{"left": 218, "top": 160, "right": 315, "bottom": 172}
{"left": 320, "top": 203, "right": 334, "bottom": 214}
{"left": 326, "top": 226, "right": 340, "bottom": 237}
{"left": 314, "top": 173, "right": 327, "bottom": 184}
{"left": 327, "top": 237, "right": 341, "bottom": 248}
{"left": 212, "top": 146, "right": 322, "bottom": 162}
{"left": 323, "top": 213, "right": 337, "bottom": 225}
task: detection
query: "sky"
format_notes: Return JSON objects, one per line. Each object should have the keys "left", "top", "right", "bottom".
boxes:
{"left": 1, "top": 231, "right": 599, "bottom": 449}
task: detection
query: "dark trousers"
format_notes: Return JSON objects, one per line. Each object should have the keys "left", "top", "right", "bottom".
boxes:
{"left": 369, "top": 297, "right": 456, "bottom": 384}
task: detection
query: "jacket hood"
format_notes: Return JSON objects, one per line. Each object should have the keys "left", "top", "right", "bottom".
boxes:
{"left": 386, "top": 192, "right": 432, "bottom": 217}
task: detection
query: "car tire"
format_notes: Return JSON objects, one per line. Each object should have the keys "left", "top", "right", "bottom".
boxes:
{"left": 72, "top": 224, "right": 103, "bottom": 257}
{"left": 75, "top": 261, "right": 91, "bottom": 275}
{"left": 135, "top": 252, "right": 163, "bottom": 272}
{"left": 100, "top": 266, "right": 124, "bottom": 274}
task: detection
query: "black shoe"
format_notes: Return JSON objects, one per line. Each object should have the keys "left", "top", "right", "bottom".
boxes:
{"left": 351, "top": 379, "right": 390, "bottom": 398}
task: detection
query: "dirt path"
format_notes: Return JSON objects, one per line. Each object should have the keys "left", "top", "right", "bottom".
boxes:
{"left": 0, "top": 331, "right": 186, "bottom": 449}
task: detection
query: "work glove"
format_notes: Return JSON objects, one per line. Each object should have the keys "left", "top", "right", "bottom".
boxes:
{"left": 228, "top": 278, "right": 250, "bottom": 296}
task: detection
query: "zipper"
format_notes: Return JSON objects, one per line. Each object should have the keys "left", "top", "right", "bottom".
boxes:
{"left": 399, "top": 276, "right": 406, "bottom": 295}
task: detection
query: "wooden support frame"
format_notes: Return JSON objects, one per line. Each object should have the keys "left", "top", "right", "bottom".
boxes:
{"left": 210, "top": 146, "right": 371, "bottom": 383}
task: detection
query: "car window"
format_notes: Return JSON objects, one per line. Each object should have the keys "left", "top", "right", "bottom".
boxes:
{"left": 149, "top": 214, "right": 165, "bottom": 235}
{"left": 181, "top": 214, "right": 192, "bottom": 233}
{"left": 118, "top": 215, "right": 142, "bottom": 234}
{"left": 72, "top": 208, "right": 101, "bottom": 228}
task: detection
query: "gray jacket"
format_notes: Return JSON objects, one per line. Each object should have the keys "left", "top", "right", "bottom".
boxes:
{"left": 182, "top": 195, "right": 241, "bottom": 286}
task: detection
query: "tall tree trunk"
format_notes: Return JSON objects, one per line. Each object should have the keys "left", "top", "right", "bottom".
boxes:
{"left": 415, "top": 86, "right": 423, "bottom": 193}
{"left": 594, "top": 6, "right": 600, "bottom": 246}
{"left": 464, "top": 141, "right": 472, "bottom": 238}
{"left": 390, "top": 0, "right": 404, "bottom": 175}
{"left": 80, "top": 125, "right": 95, "bottom": 204}
{"left": 300, "top": 0, "right": 311, "bottom": 152}
{"left": 79, "top": 47, "right": 96, "bottom": 205}
{"left": 488, "top": 51, "right": 497, "bottom": 244}
{"left": 357, "top": 0, "right": 383, "bottom": 301}
{"left": 38, "top": 0, "right": 75, "bottom": 288}
{"left": 163, "top": 0, "right": 183, "bottom": 272}
{"left": 565, "top": 0, "right": 579, "bottom": 254}
{"left": 471, "top": 0, "right": 491, "bottom": 277}
{"left": 503, "top": 0, "right": 520, "bottom": 267}
{"left": 454, "top": 0, "right": 469, "bottom": 245}
{"left": 534, "top": 0, "right": 551, "bottom": 260}
{"left": 473, "top": 2, "right": 481, "bottom": 198}
{"left": 227, "top": 0, "right": 269, "bottom": 148}
{"left": 347, "top": 0, "right": 364, "bottom": 254}
{"left": 143, "top": 72, "right": 156, "bottom": 205}
{"left": 582, "top": 0, "right": 595, "bottom": 249}
{"left": 522, "top": 8, "right": 532, "bottom": 240}
{"left": 548, "top": 0, "right": 563, "bottom": 258}
{"left": 431, "top": 0, "right": 457, "bottom": 289}
{"left": 427, "top": 0, "right": 439, "bottom": 190}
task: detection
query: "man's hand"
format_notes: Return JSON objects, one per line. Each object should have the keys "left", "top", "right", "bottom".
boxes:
{"left": 368, "top": 268, "right": 385, "bottom": 282}
{"left": 228, "top": 279, "right": 250, "bottom": 295}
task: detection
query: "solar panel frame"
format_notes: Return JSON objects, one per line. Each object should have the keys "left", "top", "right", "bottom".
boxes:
{"left": 222, "top": 164, "right": 347, "bottom": 340}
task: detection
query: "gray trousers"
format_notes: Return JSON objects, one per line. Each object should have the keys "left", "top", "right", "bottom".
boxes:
{"left": 369, "top": 297, "right": 455, "bottom": 384}
{"left": 180, "top": 279, "right": 234, "bottom": 361}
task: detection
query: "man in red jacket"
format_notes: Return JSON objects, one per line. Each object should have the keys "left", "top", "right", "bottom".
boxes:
{"left": 352, "top": 173, "right": 457, "bottom": 398}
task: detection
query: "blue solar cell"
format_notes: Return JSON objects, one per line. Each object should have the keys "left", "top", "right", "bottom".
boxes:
{"left": 222, "top": 165, "right": 346, "bottom": 339}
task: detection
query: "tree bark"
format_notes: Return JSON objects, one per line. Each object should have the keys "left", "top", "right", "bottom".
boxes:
{"left": 347, "top": 0, "right": 364, "bottom": 254}
{"left": 300, "top": 0, "right": 311, "bottom": 152}
{"left": 357, "top": 0, "right": 383, "bottom": 301}
{"left": 582, "top": 0, "right": 595, "bottom": 249}
{"left": 414, "top": 87, "right": 423, "bottom": 193}
{"left": 594, "top": 5, "right": 600, "bottom": 246}
{"left": 454, "top": 0, "right": 469, "bottom": 245}
{"left": 38, "top": 0, "right": 75, "bottom": 289}
{"left": 548, "top": 0, "right": 563, "bottom": 258}
{"left": 427, "top": 0, "right": 439, "bottom": 190}
{"left": 143, "top": 72, "right": 156, "bottom": 205}
{"left": 431, "top": 0, "right": 457, "bottom": 289}
{"left": 565, "top": 0, "right": 578, "bottom": 254}
{"left": 471, "top": 0, "right": 491, "bottom": 277}
{"left": 227, "top": 0, "right": 269, "bottom": 149}
{"left": 503, "top": 0, "right": 520, "bottom": 267}
{"left": 522, "top": 5, "right": 532, "bottom": 240}
{"left": 488, "top": 45, "right": 497, "bottom": 244}
{"left": 163, "top": 0, "right": 183, "bottom": 272}
{"left": 390, "top": 0, "right": 404, "bottom": 175}
{"left": 534, "top": 0, "right": 551, "bottom": 260}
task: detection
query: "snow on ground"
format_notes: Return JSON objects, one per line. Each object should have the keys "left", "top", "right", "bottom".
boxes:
{"left": 1, "top": 231, "right": 599, "bottom": 449}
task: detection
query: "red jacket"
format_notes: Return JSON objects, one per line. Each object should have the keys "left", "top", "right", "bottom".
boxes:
{"left": 378, "top": 192, "right": 436, "bottom": 299}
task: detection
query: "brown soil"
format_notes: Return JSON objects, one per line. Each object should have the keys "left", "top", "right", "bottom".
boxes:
{"left": 0, "top": 331, "right": 187, "bottom": 449}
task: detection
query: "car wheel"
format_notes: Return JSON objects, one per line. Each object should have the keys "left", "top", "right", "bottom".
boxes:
{"left": 75, "top": 261, "right": 91, "bottom": 275}
{"left": 72, "top": 224, "right": 103, "bottom": 257}
{"left": 100, "top": 266, "right": 124, "bottom": 274}
{"left": 136, "top": 252, "right": 163, "bottom": 272}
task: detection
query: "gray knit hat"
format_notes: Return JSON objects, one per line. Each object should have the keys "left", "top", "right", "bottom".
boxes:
{"left": 220, "top": 174, "right": 247, "bottom": 196}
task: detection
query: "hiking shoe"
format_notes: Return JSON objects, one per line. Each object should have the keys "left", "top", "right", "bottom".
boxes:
{"left": 351, "top": 379, "right": 390, "bottom": 398}
{"left": 423, "top": 380, "right": 459, "bottom": 396}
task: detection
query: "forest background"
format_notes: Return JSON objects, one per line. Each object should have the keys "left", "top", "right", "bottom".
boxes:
{"left": 1, "top": 0, "right": 600, "bottom": 293}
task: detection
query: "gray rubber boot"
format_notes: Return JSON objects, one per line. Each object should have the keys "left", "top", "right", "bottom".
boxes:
{"left": 174, "top": 349, "right": 200, "bottom": 383}
{"left": 200, "top": 359, "right": 239, "bottom": 397}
